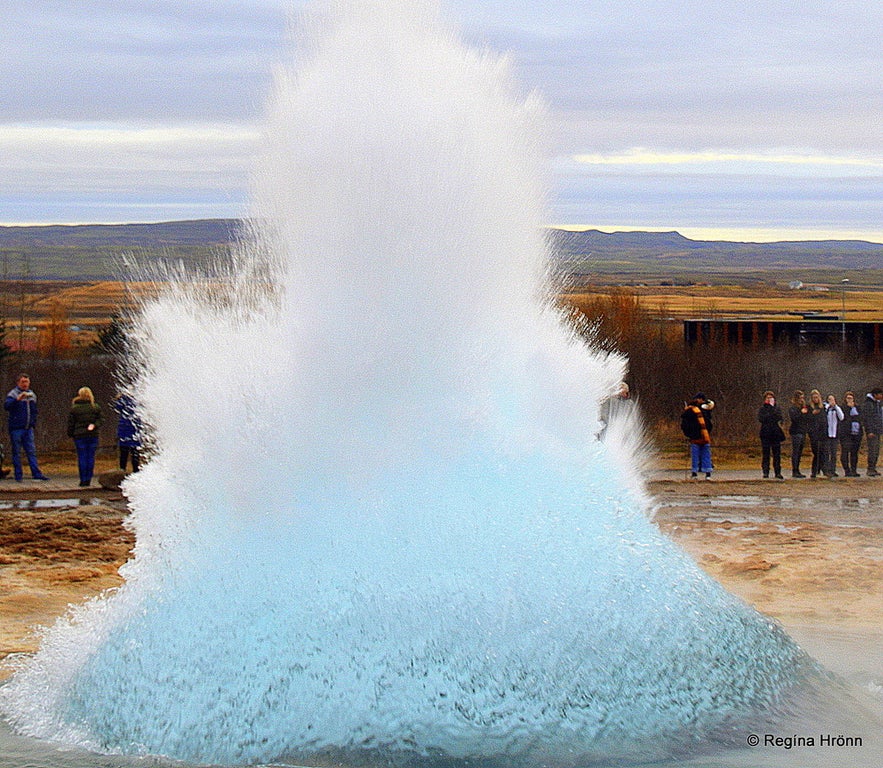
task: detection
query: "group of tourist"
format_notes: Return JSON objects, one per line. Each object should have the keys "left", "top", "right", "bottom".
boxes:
{"left": 759, "top": 387, "right": 883, "bottom": 479}
{"left": 681, "top": 386, "right": 883, "bottom": 479}
{"left": 2, "top": 373, "right": 142, "bottom": 487}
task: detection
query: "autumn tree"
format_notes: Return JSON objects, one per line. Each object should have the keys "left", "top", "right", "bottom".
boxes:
{"left": 36, "top": 299, "right": 73, "bottom": 360}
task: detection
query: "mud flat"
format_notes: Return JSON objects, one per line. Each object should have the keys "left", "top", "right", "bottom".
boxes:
{"left": 651, "top": 475, "right": 883, "bottom": 696}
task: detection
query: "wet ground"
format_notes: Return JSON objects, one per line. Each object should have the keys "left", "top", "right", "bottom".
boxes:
{"left": 650, "top": 470, "right": 883, "bottom": 717}
{"left": 651, "top": 472, "right": 883, "bottom": 631}
{"left": 0, "top": 474, "right": 132, "bottom": 667}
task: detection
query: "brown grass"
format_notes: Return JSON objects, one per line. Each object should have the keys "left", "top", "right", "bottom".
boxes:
{"left": 562, "top": 284, "right": 883, "bottom": 321}
{"left": 0, "top": 280, "right": 161, "bottom": 349}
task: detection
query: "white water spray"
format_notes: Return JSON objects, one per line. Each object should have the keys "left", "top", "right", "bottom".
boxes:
{"left": 1, "top": 2, "right": 811, "bottom": 765}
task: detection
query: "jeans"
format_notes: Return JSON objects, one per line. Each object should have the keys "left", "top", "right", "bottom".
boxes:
{"left": 840, "top": 434, "right": 862, "bottom": 476}
{"left": 761, "top": 440, "right": 782, "bottom": 477}
{"left": 119, "top": 444, "right": 140, "bottom": 472}
{"left": 9, "top": 428, "right": 41, "bottom": 481}
{"left": 690, "top": 443, "right": 713, "bottom": 474}
{"left": 808, "top": 434, "right": 822, "bottom": 476}
{"left": 867, "top": 433, "right": 880, "bottom": 473}
{"left": 822, "top": 436, "right": 840, "bottom": 476}
{"left": 74, "top": 436, "right": 99, "bottom": 485}
{"left": 790, "top": 433, "right": 806, "bottom": 474}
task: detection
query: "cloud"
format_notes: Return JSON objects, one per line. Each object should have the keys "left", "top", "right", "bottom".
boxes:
{"left": 464, "top": 3, "right": 883, "bottom": 158}
{"left": 572, "top": 149, "right": 883, "bottom": 177}
{"left": 551, "top": 167, "right": 883, "bottom": 238}
{"left": 0, "top": 0, "right": 880, "bottom": 235}
{"left": 0, "top": 123, "right": 259, "bottom": 152}
{"left": 0, "top": 123, "right": 259, "bottom": 186}
{"left": 0, "top": 1, "right": 288, "bottom": 122}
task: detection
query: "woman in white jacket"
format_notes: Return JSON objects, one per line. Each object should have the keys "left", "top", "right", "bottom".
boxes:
{"left": 823, "top": 394, "right": 844, "bottom": 477}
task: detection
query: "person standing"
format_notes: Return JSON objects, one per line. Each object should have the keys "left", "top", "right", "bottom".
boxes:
{"left": 758, "top": 391, "right": 786, "bottom": 479}
{"left": 823, "top": 394, "right": 844, "bottom": 477}
{"left": 681, "top": 392, "right": 714, "bottom": 479}
{"left": 4, "top": 373, "right": 49, "bottom": 482}
{"left": 861, "top": 387, "right": 883, "bottom": 477}
{"left": 113, "top": 393, "right": 142, "bottom": 472}
{"left": 806, "top": 389, "right": 826, "bottom": 478}
{"left": 838, "top": 391, "right": 863, "bottom": 477}
{"left": 787, "top": 390, "right": 809, "bottom": 478}
{"left": 68, "top": 387, "right": 103, "bottom": 487}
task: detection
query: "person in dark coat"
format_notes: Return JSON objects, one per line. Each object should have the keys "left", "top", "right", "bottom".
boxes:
{"left": 806, "top": 389, "right": 826, "bottom": 478}
{"left": 860, "top": 387, "right": 883, "bottom": 477}
{"left": 681, "top": 392, "right": 714, "bottom": 479}
{"left": 113, "top": 393, "right": 143, "bottom": 472}
{"left": 68, "top": 386, "right": 102, "bottom": 487}
{"left": 838, "top": 391, "right": 863, "bottom": 477}
{"left": 3, "top": 373, "right": 49, "bottom": 482}
{"left": 758, "top": 390, "right": 786, "bottom": 479}
{"left": 787, "top": 390, "right": 810, "bottom": 478}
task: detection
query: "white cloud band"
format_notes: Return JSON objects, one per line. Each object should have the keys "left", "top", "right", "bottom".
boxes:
{"left": 0, "top": 122, "right": 260, "bottom": 183}
{"left": 572, "top": 148, "right": 883, "bottom": 177}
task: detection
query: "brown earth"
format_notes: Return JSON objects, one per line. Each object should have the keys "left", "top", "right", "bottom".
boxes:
{"left": 0, "top": 279, "right": 161, "bottom": 349}
{"left": 0, "top": 500, "right": 133, "bottom": 672}
{"left": 651, "top": 478, "right": 883, "bottom": 632}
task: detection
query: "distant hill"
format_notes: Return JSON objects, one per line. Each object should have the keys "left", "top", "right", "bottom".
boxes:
{"left": 0, "top": 219, "right": 241, "bottom": 280}
{"left": 549, "top": 229, "right": 883, "bottom": 283}
{"left": 2, "top": 220, "right": 882, "bottom": 282}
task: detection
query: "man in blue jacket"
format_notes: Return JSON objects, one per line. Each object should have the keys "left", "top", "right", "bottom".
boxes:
{"left": 4, "top": 373, "right": 49, "bottom": 481}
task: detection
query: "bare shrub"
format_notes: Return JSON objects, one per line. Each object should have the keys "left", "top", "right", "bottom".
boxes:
{"left": 565, "top": 289, "right": 883, "bottom": 450}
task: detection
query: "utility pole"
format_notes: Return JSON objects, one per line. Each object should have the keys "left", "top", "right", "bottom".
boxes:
{"left": 840, "top": 278, "right": 849, "bottom": 344}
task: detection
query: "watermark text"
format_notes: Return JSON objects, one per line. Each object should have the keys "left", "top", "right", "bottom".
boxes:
{"left": 746, "top": 733, "right": 864, "bottom": 749}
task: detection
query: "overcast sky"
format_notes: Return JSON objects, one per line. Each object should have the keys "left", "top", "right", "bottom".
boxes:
{"left": 1, "top": 0, "right": 881, "bottom": 241}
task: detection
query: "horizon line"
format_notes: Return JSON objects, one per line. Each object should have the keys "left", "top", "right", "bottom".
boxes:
{"left": 1, "top": 218, "right": 882, "bottom": 246}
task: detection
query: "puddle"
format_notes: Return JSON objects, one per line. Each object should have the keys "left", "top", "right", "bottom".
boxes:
{"left": 0, "top": 498, "right": 105, "bottom": 511}
{"left": 654, "top": 495, "right": 883, "bottom": 530}
{"left": 661, "top": 495, "right": 874, "bottom": 509}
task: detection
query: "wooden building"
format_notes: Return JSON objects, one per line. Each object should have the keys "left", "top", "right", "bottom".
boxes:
{"left": 684, "top": 316, "right": 883, "bottom": 354}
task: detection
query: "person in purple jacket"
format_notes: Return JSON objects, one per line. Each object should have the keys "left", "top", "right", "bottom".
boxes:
{"left": 113, "top": 392, "right": 143, "bottom": 472}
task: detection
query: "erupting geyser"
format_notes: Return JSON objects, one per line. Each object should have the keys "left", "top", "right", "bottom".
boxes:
{"left": 1, "top": 1, "right": 813, "bottom": 765}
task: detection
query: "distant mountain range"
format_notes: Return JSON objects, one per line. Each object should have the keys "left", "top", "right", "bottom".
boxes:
{"left": 549, "top": 229, "right": 883, "bottom": 269}
{"left": 0, "top": 220, "right": 242, "bottom": 280}
{"left": 1, "top": 219, "right": 882, "bottom": 281}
